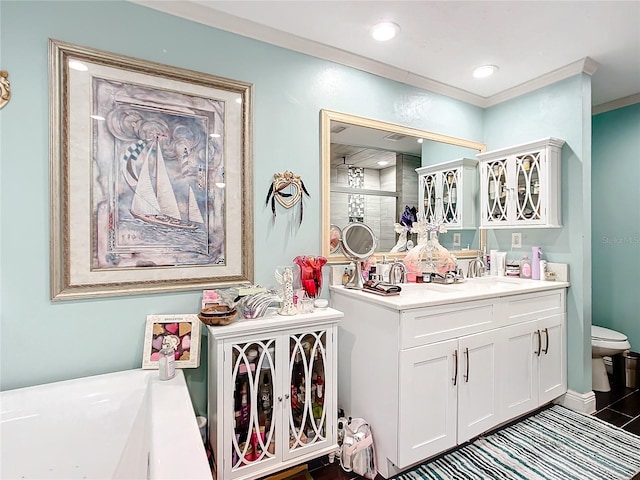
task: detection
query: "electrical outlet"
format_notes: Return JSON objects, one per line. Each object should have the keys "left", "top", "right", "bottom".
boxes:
{"left": 512, "top": 232, "right": 522, "bottom": 249}
{"left": 453, "top": 233, "right": 461, "bottom": 246}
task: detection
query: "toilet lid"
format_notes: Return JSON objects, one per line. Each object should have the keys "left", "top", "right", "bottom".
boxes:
{"left": 592, "top": 325, "right": 628, "bottom": 342}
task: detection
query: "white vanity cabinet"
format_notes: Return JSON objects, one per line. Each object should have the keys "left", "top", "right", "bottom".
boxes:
{"left": 331, "top": 284, "right": 567, "bottom": 479}
{"left": 207, "top": 309, "right": 342, "bottom": 480}
{"left": 477, "top": 137, "right": 565, "bottom": 229}
{"left": 416, "top": 158, "right": 478, "bottom": 229}
{"left": 398, "top": 327, "right": 501, "bottom": 466}
{"left": 499, "top": 291, "right": 566, "bottom": 420}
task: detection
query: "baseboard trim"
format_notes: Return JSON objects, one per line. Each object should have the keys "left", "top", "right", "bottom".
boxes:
{"left": 557, "top": 389, "right": 596, "bottom": 414}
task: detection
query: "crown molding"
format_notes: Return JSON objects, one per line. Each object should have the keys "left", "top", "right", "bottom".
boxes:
{"left": 131, "top": 0, "right": 487, "bottom": 106}
{"left": 131, "top": 1, "right": 600, "bottom": 110}
{"left": 483, "top": 57, "right": 600, "bottom": 108}
{"left": 592, "top": 92, "right": 640, "bottom": 115}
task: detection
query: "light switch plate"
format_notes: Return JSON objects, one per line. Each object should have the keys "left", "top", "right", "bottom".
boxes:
{"left": 453, "top": 233, "right": 461, "bottom": 246}
{"left": 512, "top": 232, "right": 522, "bottom": 248}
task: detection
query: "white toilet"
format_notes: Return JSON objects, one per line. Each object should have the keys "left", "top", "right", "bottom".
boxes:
{"left": 591, "top": 325, "right": 631, "bottom": 392}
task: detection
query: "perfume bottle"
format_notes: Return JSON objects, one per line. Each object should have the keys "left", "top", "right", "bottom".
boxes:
{"left": 158, "top": 344, "right": 176, "bottom": 381}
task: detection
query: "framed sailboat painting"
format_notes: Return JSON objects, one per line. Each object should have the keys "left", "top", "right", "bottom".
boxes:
{"left": 49, "top": 40, "right": 254, "bottom": 300}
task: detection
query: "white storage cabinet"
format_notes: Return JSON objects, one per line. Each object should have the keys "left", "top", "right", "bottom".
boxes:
{"left": 207, "top": 309, "right": 342, "bottom": 480}
{"left": 477, "top": 138, "right": 565, "bottom": 228}
{"left": 416, "top": 157, "right": 478, "bottom": 229}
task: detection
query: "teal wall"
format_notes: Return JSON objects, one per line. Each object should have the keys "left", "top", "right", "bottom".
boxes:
{"left": 483, "top": 75, "right": 594, "bottom": 394}
{"left": 0, "top": 1, "right": 484, "bottom": 414}
{"left": 592, "top": 103, "right": 640, "bottom": 351}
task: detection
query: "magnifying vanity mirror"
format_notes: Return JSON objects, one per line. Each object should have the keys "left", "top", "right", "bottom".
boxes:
{"left": 321, "top": 109, "right": 487, "bottom": 263}
{"left": 340, "top": 222, "right": 377, "bottom": 289}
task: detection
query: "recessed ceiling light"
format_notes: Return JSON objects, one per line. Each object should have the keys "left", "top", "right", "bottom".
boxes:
{"left": 473, "top": 65, "right": 499, "bottom": 79}
{"left": 417, "top": 138, "right": 424, "bottom": 144}
{"left": 377, "top": 160, "right": 389, "bottom": 166}
{"left": 370, "top": 22, "right": 400, "bottom": 42}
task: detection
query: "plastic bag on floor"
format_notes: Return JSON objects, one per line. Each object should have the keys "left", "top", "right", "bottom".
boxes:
{"left": 339, "top": 418, "right": 377, "bottom": 479}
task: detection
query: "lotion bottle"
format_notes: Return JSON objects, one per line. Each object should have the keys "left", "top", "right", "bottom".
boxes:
{"left": 158, "top": 344, "right": 176, "bottom": 381}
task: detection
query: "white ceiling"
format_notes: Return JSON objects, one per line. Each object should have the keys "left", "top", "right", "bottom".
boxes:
{"left": 136, "top": 0, "right": 640, "bottom": 110}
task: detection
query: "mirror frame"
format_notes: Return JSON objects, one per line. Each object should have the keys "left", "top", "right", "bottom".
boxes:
{"left": 321, "top": 109, "right": 487, "bottom": 263}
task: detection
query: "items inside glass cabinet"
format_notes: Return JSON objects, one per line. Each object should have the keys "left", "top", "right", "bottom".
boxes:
{"left": 230, "top": 332, "right": 327, "bottom": 468}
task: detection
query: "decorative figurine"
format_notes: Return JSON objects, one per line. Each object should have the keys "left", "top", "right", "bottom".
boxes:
{"left": 275, "top": 265, "right": 298, "bottom": 316}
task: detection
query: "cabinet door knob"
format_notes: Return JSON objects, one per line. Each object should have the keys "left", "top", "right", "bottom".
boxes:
{"left": 542, "top": 328, "right": 549, "bottom": 354}
{"left": 284, "top": 393, "right": 290, "bottom": 400}
{"left": 277, "top": 396, "right": 283, "bottom": 402}
{"left": 452, "top": 349, "right": 458, "bottom": 386}
{"left": 534, "top": 330, "right": 541, "bottom": 357}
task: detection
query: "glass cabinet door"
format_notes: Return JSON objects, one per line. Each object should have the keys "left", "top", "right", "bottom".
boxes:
{"left": 515, "top": 152, "right": 542, "bottom": 221}
{"left": 288, "top": 331, "right": 328, "bottom": 452}
{"left": 230, "top": 339, "right": 276, "bottom": 470}
{"left": 422, "top": 174, "right": 438, "bottom": 223}
{"left": 441, "top": 169, "right": 459, "bottom": 224}
{"left": 485, "top": 159, "right": 508, "bottom": 223}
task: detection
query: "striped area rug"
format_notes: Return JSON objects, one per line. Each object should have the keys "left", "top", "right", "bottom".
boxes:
{"left": 394, "top": 405, "right": 640, "bottom": 480}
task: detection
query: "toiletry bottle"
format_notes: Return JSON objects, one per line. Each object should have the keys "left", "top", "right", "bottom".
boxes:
{"left": 158, "top": 344, "right": 176, "bottom": 381}
{"left": 316, "top": 375, "right": 324, "bottom": 405}
{"left": 342, "top": 267, "right": 350, "bottom": 286}
{"left": 532, "top": 246, "right": 543, "bottom": 280}
{"left": 379, "top": 256, "right": 391, "bottom": 282}
{"left": 520, "top": 255, "right": 532, "bottom": 279}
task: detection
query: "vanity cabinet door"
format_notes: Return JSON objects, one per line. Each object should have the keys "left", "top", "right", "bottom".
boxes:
{"left": 498, "top": 313, "right": 566, "bottom": 422}
{"left": 499, "top": 320, "right": 539, "bottom": 421}
{"left": 457, "top": 329, "right": 501, "bottom": 443}
{"left": 538, "top": 314, "right": 566, "bottom": 405}
{"left": 398, "top": 339, "right": 458, "bottom": 467}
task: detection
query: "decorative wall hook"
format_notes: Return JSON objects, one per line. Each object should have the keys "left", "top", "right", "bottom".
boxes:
{"left": 265, "top": 170, "right": 310, "bottom": 225}
{"left": 0, "top": 71, "right": 10, "bottom": 109}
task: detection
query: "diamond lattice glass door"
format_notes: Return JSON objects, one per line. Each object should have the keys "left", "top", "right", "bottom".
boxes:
{"left": 422, "top": 174, "right": 438, "bottom": 223}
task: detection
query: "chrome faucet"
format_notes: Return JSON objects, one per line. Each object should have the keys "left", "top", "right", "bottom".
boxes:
{"left": 389, "top": 260, "right": 408, "bottom": 285}
{"left": 467, "top": 252, "right": 487, "bottom": 278}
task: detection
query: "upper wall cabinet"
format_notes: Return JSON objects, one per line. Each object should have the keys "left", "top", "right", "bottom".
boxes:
{"left": 416, "top": 158, "right": 478, "bottom": 230}
{"left": 477, "top": 138, "right": 565, "bottom": 229}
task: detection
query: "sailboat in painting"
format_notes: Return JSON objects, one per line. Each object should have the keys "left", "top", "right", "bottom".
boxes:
{"left": 130, "top": 136, "right": 204, "bottom": 230}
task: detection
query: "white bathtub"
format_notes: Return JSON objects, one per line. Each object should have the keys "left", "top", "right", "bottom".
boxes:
{"left": 0, "top": 369, "right": 211, "bottom": 480}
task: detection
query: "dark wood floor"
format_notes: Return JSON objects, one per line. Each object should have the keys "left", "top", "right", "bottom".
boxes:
{"left": 306, "top": 375, "right": 640, "bottom": 480}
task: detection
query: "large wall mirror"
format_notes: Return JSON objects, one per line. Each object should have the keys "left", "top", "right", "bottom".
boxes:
{"left": 321, "top": 109, "right": 487, "bottom": 263}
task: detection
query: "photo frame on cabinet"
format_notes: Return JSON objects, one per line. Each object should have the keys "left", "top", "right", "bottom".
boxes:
{"left": 142, "top": 314, "right": 202, "bottom": 369}
{"left": 49, "top": 39, "right": 254, "bottom": 300}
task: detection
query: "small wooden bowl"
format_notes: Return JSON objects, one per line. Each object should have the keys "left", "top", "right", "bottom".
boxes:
{"left": 198, "top": 305, "right": 237, "bottom": 326}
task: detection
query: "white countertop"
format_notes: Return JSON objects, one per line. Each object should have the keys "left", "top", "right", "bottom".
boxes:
{"left": 206, "top": 307, "right": 343, "bottom": 339}
{"left": 330, "top": 276, "right": 569, "bottom": 310}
